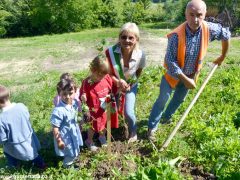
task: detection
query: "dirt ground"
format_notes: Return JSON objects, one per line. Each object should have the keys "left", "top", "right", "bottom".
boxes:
{"left": 42, "top": 30, "right": 167, "bottom": 73}
{"left": 0, "top": 30, "right": 167, "bottom": 77}
{"left": 77, "top": 128, "right": 217, "bottom": 180}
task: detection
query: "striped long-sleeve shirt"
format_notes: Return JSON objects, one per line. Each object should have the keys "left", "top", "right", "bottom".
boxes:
{"left": 165, "top": 22, "right": 231, "bottom": 78}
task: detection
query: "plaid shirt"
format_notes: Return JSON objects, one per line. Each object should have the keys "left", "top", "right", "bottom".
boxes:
{"left": 165, "top": 22, "right": 231, "bottom": 77}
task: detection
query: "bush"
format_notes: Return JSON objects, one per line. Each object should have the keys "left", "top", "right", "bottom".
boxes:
{"left": 0, "top": 0, "right": 202, "bottom": 37}
{"left": 162, "top": 0, "right": 188, "bottom": 23}
{"left": 0, "top": 9, "right": 12, "bottom": 36}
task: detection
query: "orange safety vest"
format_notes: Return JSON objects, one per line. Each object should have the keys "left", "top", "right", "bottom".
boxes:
{"left": 164, "top": 21, "right": 209, "bottom": 88}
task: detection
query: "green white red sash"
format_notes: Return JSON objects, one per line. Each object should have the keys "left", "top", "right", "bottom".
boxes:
{"left": 105, "top": 45, "right": 125, "bottom": 116}
{"left": 105, "top": 44, "right": 125, "bottom": 80}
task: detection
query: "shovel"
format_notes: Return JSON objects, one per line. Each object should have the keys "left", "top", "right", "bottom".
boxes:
{"left": 160, "top": 64, "right": 218, "bottom": 152}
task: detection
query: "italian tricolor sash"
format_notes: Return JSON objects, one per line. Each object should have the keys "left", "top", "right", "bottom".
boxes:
{"left": 105, "top": 44, "right": 125, "bottom": 116}
{"left": 105, "top": 44, "right": 125, "bottom": 80}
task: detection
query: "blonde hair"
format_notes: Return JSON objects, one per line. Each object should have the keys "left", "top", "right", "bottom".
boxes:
{"left": 119, "top": 22, "right": 140, "bottom": 49}
{"left": 90, "top": 55, "right": 109, "bottom": 75}
{"left": 0, "top": 85, "right": 10, "bottom": 104}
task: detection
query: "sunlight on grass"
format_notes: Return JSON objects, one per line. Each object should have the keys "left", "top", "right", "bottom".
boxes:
{"left": 0, "top": 26, "right": 239, "bottom": 179}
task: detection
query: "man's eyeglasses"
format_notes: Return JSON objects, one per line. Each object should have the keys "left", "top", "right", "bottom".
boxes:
{"left": 120, "top": 35, "right": 135, "bottom": 41}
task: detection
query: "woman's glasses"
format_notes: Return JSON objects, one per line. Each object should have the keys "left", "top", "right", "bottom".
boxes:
{"left": 120, "top": 35, "right": 135, "bottom": 41}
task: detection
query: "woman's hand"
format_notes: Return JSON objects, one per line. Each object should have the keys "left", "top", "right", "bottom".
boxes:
{"left": 118, "top": 79, "right": 130, "bottom": 92}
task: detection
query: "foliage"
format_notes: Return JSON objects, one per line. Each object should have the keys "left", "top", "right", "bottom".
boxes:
{"left": 0, "top": 28, "right": 239, "bottom": 179}
{"left": 0, "top": 0, "right": 14, "bottom": 36}
{"left": 0, "top": 0, "right": 193, "bottom": 37}
{"left": 129, "top": 158, "right": 184, "bottom": 179}
{"left": 1, "top": 0, "right": 153, "bottom": 37}
{"left": 162, "top": 0, "right": 188, "bottom": 23}
{"left": 205, "top": 0, "right": 240, "bottom": 31}
{"left": 205, "top": 0, "right": 240, "bottom": 13}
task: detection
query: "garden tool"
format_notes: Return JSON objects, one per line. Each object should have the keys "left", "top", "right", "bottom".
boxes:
{"left": 160, "top": 64, "right": 218, "bottom": 152}
{"left": 106, "top": 95, "right": 112, "bottom": 154}
{"left": 118, "top": 92, "right": 129, "bottom": 139}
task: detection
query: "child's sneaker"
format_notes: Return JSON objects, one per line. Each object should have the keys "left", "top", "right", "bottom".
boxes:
{"left": 85, "top": 140, "right": 98, "bottom": 152}
{"left": 98, "top": 136, "right": 107, "bottom": 147}
{"left": 128, "top": 134, "right": 138, "bottom": 143}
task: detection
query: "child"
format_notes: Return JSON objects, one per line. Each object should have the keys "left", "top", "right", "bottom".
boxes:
{"left": 50, "top": 78, "right": 83, "bottom": 168}
{"left": 80, "top": 55, "right": 118, "bottom": 151}
{"left": 53, "top": 72, "right": 80, "bottom": 108}
{"left": 0, "top": 85, "right": 46, "bottom": 169}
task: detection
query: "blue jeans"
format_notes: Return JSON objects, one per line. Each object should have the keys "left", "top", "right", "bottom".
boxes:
{"left": 4, "top": 152, "right": 45, "bottom": 168}
{"left": 124, "top": 84, "right": 138, "bottom": 135}
{"left": 148, "top": 76, "right": 189, "bottom": 130}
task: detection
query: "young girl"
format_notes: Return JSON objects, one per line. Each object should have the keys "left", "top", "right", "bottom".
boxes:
{"left": 80, "top": 55, "right": 117, "bottom": 151}
{"left": 50, "top": 79, "right": 83, "bottom": 168}
{"left": 53, "top": 72, "right": 80, "bottom": 108}
{"left": 0, "top": 85, "right": 46, "bottom": 169}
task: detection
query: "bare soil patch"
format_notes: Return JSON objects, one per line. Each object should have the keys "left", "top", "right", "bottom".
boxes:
{"left": 41, "top": 30, "right": 166, "bottom": 73}
{"left": 179, "top": 161, "right": 217, "bottom": 180}
{"left": 0, "top": 59, "right": 34, "bottom": 76}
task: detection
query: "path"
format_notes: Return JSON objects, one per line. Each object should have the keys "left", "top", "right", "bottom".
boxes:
{"left": 42, "top": 30, "right": 167, "bottom": 73}
{"left": 0, "top": 30, "right": 167, "bottom": 77}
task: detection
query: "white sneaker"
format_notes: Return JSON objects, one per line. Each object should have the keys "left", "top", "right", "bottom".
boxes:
{"left": 85, "top": 140, "right": 98, "bottom": 151}
{"left": 98, "top": 136, "right": 107, "bottom": 147}
{"left": 147, "top": 129, "right": 156, "bottom": 141}
{"left": 128, "top": 134, "right": 138, "bottom": 143}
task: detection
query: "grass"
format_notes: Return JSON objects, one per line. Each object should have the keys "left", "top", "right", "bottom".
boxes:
{"left": 0, "top": 28, "right": 118, "bottom": 63}
{"left": 0, "top": 26, "right": 239, "bottom": 179}
{"left": 140, "top": 22, "right": 173, "bottom": 37}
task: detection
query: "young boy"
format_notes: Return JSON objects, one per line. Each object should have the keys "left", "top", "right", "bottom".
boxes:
{"left": 0, "top": 85, "right": 46, "bottom": 169}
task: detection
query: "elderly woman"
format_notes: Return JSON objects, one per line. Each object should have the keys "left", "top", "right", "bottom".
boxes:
{"left": 105, "top": 22, "right": 146, "bottom": 143}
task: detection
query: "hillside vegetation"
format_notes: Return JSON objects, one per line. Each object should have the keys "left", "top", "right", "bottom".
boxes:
{"left": 0, "top": 27, "right": 239, "bottom": 179}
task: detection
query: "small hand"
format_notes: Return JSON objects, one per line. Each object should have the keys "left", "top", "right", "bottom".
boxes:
{"left": 83, "top": 112, "right": 91, "bottom": 122}
{"left": 81, "top": 93, "right": 87, "bottom": 103}
{"left": 57, "top": 139, "right": 65, "bottom": 149}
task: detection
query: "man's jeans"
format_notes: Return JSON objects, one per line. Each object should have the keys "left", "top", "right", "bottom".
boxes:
{"left": 125, "top": 83, "right": 138, "bottom": 135}
{"left": 148, "top": 76, "right": 189, "bottom": 130}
